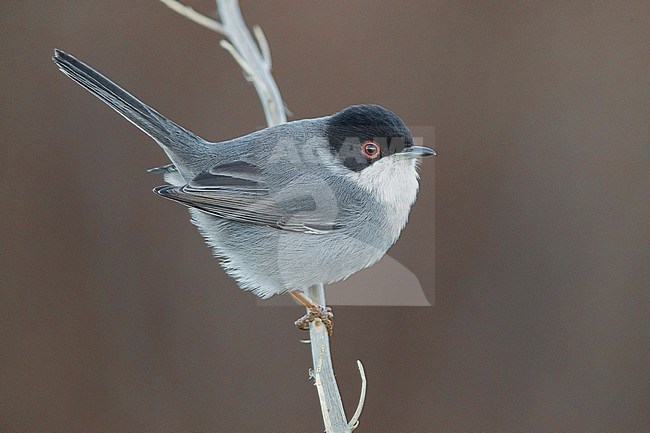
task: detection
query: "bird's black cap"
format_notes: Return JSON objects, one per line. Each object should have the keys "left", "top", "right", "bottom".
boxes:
{"left": 326, "top": 104, "right": 414, "bottom": 172}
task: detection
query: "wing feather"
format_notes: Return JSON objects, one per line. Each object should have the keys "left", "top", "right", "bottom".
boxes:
{"left": 153, "top": 161, "right": 340, "bottom": 234}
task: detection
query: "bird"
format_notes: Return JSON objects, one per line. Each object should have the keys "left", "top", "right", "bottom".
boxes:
{"left": 52, "top": 49, "right": 435, "bottom": 334}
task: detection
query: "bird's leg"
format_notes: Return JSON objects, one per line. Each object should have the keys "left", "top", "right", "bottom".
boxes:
{"left": 289, "top": 290, "right": 334, "bottom": 336}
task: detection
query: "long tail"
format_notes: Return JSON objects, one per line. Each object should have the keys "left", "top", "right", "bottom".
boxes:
{"left": 52, "top": 49, "right": 208, "bottom": 173}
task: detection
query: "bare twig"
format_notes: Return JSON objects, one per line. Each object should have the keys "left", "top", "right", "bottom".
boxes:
{"left": 348, "top": 360, "right": 367, "bottom": 430}
{"left": 219, "top": 40, "right": 257, "bottom": 80}
{"left": 215, "top": 0, "right": 287, "bottom": 126}
{"left": 306, "top": 283, "right": 350, "bottom": 432}
{"left": 160, "top": 0, "right": 286, "bottom": 126}
{"left": 161, "top": 1, "right": 364, "bottom": 431}
{"left": 252, "top": 25, "right": 272, "bottom": 67}
{"left": 159, "top": 0, "right": 226, "bottom": 34}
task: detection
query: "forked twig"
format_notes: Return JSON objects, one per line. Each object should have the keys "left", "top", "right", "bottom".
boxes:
{"left": 160, "top": 0, "right": 286, "bottom": 126}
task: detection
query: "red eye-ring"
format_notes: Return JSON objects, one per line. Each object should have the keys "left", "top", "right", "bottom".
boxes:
{"left": 361, "top": 140, "right": 381, "bottom": 159}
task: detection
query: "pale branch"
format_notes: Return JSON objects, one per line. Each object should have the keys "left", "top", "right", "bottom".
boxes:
{"left": 252, "top": 25, "right": 272, "bottom": 67}
{"left": 348, "top": 360, "right": 367, "bottom": 430}
{"left": 161, "top": 1, "right": 365, "bottom": 431}
{"left": 215, "top": 0, "right": 287, "bottom": 127}
{"left": 159, "top": 0, "right": 226, "bottom": 35}
{"left": 306, "top": 283, "right": 350, "bottom": 432}
{"left": 160, "top": 0, "right": 286, "bottom": 126}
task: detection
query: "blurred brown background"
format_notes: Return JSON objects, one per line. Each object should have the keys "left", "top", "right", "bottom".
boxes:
{"left": 1, "top": 1, "right": 648, "bottom": 432}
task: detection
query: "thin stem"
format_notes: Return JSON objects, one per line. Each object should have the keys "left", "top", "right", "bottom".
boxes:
{"left": 216, "top": 0, "right": 286, "bottom": 126}
{"left": 348, "top": 360, "right": 367, "bottom": 430}
{"left": 252, "top": 25, "right": 272, "bottom": 67}
{"left": 159, "top": 0, "right": 226, "bottom": 35}
{"left": 159, "top": 0, "right": 286, "bottom": 126}
{"left": 306, "top": 283, "right": 350, "bottom": 433}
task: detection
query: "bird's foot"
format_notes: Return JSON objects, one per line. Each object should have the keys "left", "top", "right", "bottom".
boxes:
{"left": 289, "top": 290, "right": 334, "bottom": 336}
{"left": 295, "top": 304, "right": 334, "bottom": 336}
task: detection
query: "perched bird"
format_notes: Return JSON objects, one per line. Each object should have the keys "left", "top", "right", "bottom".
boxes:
{"left": 53, "top": 49, "right": 435, "bottom": 334}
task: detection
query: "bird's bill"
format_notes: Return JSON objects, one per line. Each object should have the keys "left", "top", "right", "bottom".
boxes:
{"left": 395, "top": 146, "right": 436, "bottom": 159}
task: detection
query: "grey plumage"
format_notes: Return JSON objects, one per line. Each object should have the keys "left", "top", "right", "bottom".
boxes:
{"left": 53, "top": 49, "right": 433, "bottom": 298}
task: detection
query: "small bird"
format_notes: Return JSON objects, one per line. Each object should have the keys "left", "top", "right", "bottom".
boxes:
{"left": 53, "top": 49, "right": 435, "bottom": 334}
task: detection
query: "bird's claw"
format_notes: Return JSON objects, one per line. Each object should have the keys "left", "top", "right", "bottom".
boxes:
{"left": 295, "top": 304, "right": 334, "bottom": 336}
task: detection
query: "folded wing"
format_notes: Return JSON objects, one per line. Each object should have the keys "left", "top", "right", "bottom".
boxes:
{"left": 154, "top": 161, "right": 341, "bottom": 234}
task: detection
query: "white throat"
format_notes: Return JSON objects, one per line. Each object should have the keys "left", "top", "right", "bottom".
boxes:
{"left": 350, "top": 156, "right": 420, "bottom": 237}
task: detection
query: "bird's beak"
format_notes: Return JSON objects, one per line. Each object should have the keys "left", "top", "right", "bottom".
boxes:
{"left": 396, "top": 145, "right": 436, "bottom": 159}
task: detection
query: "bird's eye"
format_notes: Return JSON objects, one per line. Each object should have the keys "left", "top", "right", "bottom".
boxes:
{"left": 361, "top": 141, "right": 380, "bottom": 159}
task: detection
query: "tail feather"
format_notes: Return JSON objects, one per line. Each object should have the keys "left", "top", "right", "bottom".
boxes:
{"left": 53, "top": 49, "right": 208, "bottom": 173}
